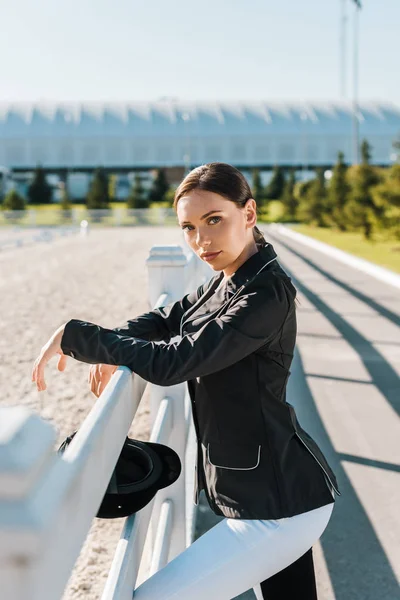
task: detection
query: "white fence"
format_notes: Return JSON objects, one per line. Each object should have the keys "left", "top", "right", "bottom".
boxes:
{"left": 0, "top": 244, "right": 211, "bottom": 600}
{"left": 0, "top": 207, "right": 177, "bottom": 228}
{"left": 0, "top": 225, "right": 80, "bottom": 252}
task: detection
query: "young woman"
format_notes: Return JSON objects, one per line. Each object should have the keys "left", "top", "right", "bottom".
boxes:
{"left": 32, "top": 162, "right": 340, "bottom": 599}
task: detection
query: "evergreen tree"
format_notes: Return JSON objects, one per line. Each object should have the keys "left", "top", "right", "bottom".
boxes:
{"left": 293, "top": 179, "right": 314, "bottom": 205}
{"left": 165, "top": 186, "right": 176, "bottom": 207}
{"left": 3, "top": 189, "right": 26, "bottom": 211}
{"left": 328, "top": 151, "right": 351, "bottom": 231}
{"left": 280, "top": 169, "right": 298, "bottom": 221}
{"left": 27, "top": 165, "right": 52, "bottom": 204}
{"left": 372, "top": 163, "right": 400, "bottom": 240}
{"left": 344, "top": 139, "right": 381, "bottom": 239}
{"left": 264, "top": 166, "right": 286, "bottom": 200}
{"left": 127, "top": 174, "right": 149, "bottom": 209}
{"left": 86, "top": 167, "right": 110, "bottom": 209}
{"left": 148, "top": 168, "right": 169, "bottom": 204}
{"left": 251, "top": 169, "right": 265, "bottom": 207}
{"left": 108, "top": 174, "right": 118, "bottom": 202}
{"left": 59, "top": 185, "right": 73, "bottom": 221}
{"left": 297, "top": 168, "right": 328, "bottom": 226}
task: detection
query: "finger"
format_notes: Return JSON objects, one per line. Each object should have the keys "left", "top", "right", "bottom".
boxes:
{"left": 93, "top": 369, "right": 100, "bottom": 391}
{"left": 98, "top": 380, "right": 106, "bottom": 397}
{"left": 36, "top": 359, "right": 47, "bottom": 392}
{"left": 31, "top": 360, "right": 38, "bottom": 383}
{"left": 91, "top": 371, "right": 99, "bottom": 396}
{"left": 57, "top": 354, "right": 68, "bottom": 372}
{"left": 98, "top": 371, "right": 113, "bottom": 397}
{"left": 32, "top": 359, "right": 40, "bottom": 387}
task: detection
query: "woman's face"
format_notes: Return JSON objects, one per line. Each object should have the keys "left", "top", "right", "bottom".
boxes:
{"left": 176, "top": 189, "right": 258, "bottom": 277}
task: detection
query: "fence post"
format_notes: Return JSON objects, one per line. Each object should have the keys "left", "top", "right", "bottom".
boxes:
{"left": 0, "top": 406, "right": 57, "bottom": 600}
{"left": 27, "top": 208, "right": 36, "bottom": 227}
{"left": 145, "top": 246, "right": 192, "bottom": 565}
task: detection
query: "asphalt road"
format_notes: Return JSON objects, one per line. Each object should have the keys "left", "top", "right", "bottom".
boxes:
{"left": 194, "top": 225, "right": 400, "bottom": 600}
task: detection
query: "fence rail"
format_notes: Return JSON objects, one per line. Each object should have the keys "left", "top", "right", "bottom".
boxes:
{"left": 0, "top": 243, "right": 211, "bottom": 599}
{"left": 0, "top": 207, "right": 178, "bottom": 228}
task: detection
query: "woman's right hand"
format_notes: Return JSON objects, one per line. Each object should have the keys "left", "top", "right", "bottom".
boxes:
{"left": 88, "top": 364, "right": 118, "bottom": 397}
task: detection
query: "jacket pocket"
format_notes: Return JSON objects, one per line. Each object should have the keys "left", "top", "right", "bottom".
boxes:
{"left": 206, "top": 442, "right": 261, "bottom": 470}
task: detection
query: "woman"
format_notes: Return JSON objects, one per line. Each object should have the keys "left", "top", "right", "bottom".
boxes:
{"left": 32, "top": 162, "right": 340, "bottom": 599}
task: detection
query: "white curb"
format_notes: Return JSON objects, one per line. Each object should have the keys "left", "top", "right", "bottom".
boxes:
{"left": 268, "top": 224, "right": 400, "bottom": 290}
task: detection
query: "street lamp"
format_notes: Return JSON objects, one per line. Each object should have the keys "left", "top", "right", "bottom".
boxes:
{"left": 351, "top": 0, "right": 362, "bottom": 165}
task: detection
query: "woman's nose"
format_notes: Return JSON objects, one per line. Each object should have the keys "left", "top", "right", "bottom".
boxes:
{"left": 196, "top": 227, "right": 207, "bottom": 246}
{"left": 195, "top": 228, "right": 212, "bottom": 247}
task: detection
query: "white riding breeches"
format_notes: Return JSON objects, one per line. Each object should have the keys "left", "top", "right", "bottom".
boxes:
{"left": 132, "top": 501, "right": 335, "bottom": 600}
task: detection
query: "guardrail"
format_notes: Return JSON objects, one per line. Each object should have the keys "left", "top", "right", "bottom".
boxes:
{"left": 0, "top": 244, "right": 211, "bottom": 600}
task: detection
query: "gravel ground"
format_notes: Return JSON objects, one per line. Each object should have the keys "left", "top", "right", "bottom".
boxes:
{"left": 0, "top": 226, "right": 185, "bottom": 599}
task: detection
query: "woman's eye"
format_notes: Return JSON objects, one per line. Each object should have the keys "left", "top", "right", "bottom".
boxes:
{"left": 182, "top": 216, "right": 221, "bottom": 231}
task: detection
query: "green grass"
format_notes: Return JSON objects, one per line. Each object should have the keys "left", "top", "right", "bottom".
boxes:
{"left": 0, "top": 203, "right": 177, "bottom": 227}
{"left": 290, "top": 224, "right": 400, "bottom": 274}
{"left": 258, "top": 200, "right": 284, "bottom": 223}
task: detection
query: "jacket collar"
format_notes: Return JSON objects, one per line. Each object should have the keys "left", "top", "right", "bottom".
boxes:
{"left": 214, "top": 241, "right": 278, "bottom": 293}
{"left": 180, "top": 242, "right": 278, "bottom": 334}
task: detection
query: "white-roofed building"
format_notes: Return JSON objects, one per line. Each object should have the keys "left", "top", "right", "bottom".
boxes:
{"left": 0, "top": 100, "right": 399, "bottom": 172}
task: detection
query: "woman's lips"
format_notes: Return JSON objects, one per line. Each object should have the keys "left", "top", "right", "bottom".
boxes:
{"left": 202, "top": 251, "right": 221, "bottom": 262}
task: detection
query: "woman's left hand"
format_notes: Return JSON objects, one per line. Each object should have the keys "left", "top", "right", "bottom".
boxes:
{"left": 32, "top": 323, "right": 68, "bottom": 392}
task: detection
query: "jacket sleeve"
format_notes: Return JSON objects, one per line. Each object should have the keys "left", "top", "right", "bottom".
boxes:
{"left": 61, "top": 275, "right": 291, "bottom": 387}
{"left": 111, "top": 277, "right": 215, "bottom": 342}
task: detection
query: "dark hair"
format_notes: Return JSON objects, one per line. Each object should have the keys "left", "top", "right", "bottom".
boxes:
{"left": 173, "top": 162, "right": 267, "bottom": 247}
{"left": 174, "top": 162, "right": 300, "bottom": 307}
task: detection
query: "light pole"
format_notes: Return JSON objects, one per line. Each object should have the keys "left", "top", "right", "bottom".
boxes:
{"left": 340, "top": 0, "right": 348, "bottom": 98}
{"left": 351, "top": 0, "right": 362, "bottom": 165}
{"left": 300, "top": 111, "right": 308, "bottom": 180}
{"left": 182, "top": 112, "right": 191, "bottom": 175}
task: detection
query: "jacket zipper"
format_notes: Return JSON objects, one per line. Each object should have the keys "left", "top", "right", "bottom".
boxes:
{"left": 294, "top": 431, "right": 341, "bottom": 496}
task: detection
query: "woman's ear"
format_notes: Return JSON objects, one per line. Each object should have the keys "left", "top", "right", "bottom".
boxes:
{"left": 245, "top": 198, "right": 257, "bottom": 228}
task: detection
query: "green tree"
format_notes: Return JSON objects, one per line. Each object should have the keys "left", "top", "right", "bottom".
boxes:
{"left": 344, "top": 140, "right": 381, "bottom": 239}
{"left": 127, "top": 174, "right": 149, "bottom": 209}
{"left": 108, "top": 174, "right": 118, "bottom": 202}
{"left": 372, "top": 163, "right": 400, "bottom": 240}
{"left": 27, "top": 165, "right": 52, "bottom": 204}
{"left": 3, "top": 189, "right": 26, "bottom": 211}
{"left": 148, "top": 168, "right": 169, "bottom": 204}
{"left": 86, "top": 167, "right": 110, "bottom": 209}
{"left": 297, "top": 168, "right": 328, "bottom": 226}
{"left": 280, "top": 169, "right": 298, "bottom": 221}
{"left": 264, "top": 166, "right": 286, "bottom": 200}
{"left": 327, "top": 151, "right": 351, "bottom": 231}
{"left": 293, "top": 179, "right": 314, "bottom": 205}
{"left": 165, "top": 185, "right": 176, "bottom": 207}
{"left": 59, "top": 185, "right": 73, "bottom": 222}
{"left": 251, "top": 168, "right": 265, "bottom": 208}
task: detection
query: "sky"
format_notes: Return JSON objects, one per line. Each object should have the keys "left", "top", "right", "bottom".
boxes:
{"left": 0, "top": 0, "right": 398, "bottom": 105}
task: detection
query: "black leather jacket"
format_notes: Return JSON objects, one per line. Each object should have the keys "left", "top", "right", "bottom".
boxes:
{"left": 61, "top": 241, "right": 340, "bottom": 519}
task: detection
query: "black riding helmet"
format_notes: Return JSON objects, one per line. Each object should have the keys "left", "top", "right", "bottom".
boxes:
{"left": 58, "top": 432, "right": 182, "bottom": 519}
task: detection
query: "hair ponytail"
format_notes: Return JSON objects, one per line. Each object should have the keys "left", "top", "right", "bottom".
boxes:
{"left": 252, "top": 225, "right": 267, "bottom": 247}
